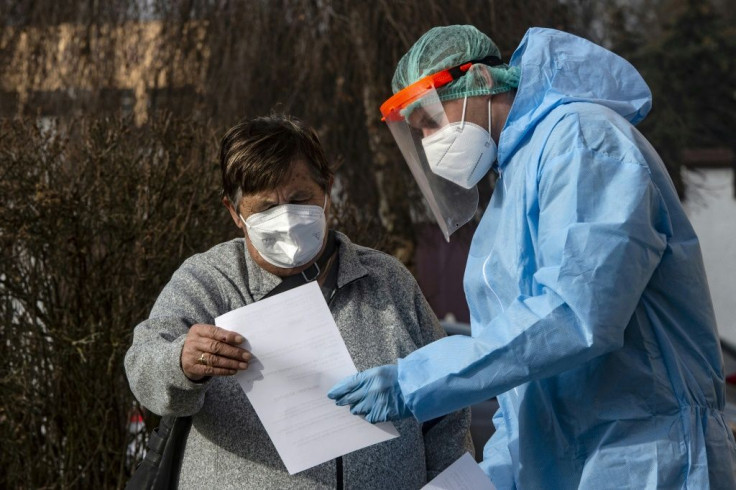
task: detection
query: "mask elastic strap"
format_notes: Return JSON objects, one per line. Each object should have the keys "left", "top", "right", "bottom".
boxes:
{"left": 460, "top": 95, "right": 468, "bottom": 129}
{"left": 487, "top": 98, "right": 493, "bottom": 141}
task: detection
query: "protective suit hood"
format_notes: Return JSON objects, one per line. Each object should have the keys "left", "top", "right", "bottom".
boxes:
{"left": 499, "top": 28, "right": 652, "bottom": 167}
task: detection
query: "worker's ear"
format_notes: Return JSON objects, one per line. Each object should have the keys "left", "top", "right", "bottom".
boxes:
{"left": 472, "top": 64, "right": 495, "bottom": 90}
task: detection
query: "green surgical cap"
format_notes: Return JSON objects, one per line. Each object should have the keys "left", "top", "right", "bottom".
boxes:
{"left": 392, "top": 25, "right": 520, "bottom": 101}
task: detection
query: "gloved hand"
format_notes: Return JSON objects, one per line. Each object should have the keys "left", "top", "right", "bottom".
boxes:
{"left": 327, "top": 364, "right": 413, "bottom": 423}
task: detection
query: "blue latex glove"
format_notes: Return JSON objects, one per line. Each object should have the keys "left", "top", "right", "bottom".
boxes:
{"left": 327, "top": 364, "right": 413, "bottom": 423}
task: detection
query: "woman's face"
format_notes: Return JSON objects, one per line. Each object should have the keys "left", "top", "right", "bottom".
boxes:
{"left": 224, "top": 158, "right": 331, "bottom": 277}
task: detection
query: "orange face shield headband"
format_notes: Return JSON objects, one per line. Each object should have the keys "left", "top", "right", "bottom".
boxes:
{"left": 380, "top": 55, "right": 502, "bottom": 122}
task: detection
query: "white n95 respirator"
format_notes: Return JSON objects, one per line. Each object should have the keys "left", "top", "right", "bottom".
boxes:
{"left": 421, "top": 120, "right": 497, "bottom": 189}
{"left": 241, "top": 201, "right": 326, "bottom": 269}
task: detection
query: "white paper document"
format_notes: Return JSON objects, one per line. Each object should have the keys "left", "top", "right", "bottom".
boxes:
{"left": 422, "top": 452, "right": 496, "bottom": 490}
{"left": 215, "top": 281, "right": 399, "bottom": 474}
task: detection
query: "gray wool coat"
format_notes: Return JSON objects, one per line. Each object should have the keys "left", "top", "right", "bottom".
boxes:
{"left": 125, "top": 231, "right": 474, "bottom": 489}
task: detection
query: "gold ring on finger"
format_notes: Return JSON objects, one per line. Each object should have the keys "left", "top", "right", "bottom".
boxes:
{"left": 198, "top": 353, "right": 208, "bottom": 366}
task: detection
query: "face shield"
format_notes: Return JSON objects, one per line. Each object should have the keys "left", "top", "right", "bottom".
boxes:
{"left": 380, "top": 57, "right": 501, "bottom": 241}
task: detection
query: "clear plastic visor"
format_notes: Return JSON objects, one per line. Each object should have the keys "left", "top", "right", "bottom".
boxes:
{"left": 383, "top": 87, "right": 478, "bottom": 241}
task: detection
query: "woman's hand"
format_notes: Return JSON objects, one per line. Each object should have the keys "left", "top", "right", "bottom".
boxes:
{"left": 181, "top": 324, "right": 252, "bottom": 381}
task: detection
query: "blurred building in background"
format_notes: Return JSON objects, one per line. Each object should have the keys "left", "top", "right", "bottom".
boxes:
{"left": 0, "top": 21, "right": 208, "bottom": 124}
{"left": 682, "top": 148, "right": 736, "bottom": 348}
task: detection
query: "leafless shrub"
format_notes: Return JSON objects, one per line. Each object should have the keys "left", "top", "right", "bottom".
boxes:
{"left": 0, "top": 114, "right": 236, "bottom": 488}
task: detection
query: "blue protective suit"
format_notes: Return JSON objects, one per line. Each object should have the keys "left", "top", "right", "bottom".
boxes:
{"left": 397, "top": 28, "right": 736, "bottom": 488}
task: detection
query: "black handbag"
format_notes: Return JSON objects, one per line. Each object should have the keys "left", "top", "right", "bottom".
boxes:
{"left": 126, "top": 231, "right": 338, "bottom": 489}
{"left": 126, "top": 415, "right": 192, "bottom": 490}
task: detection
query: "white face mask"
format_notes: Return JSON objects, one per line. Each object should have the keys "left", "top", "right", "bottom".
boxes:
{"left": 421, "top": 97, "right": 496, "bottom": 189}
{"left": 241, "top": 196, "right": 327, "bottom": 269}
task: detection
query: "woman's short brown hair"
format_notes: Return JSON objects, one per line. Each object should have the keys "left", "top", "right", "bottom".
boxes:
{"left": 219, "top": 114, "right": 333, "bottom": 206}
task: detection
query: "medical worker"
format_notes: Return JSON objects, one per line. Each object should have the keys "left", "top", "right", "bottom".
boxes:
{"left": 328, "top": 26, "right": 736, "bottom": 488}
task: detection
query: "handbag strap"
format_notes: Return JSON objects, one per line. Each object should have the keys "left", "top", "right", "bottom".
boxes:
{"left": 263, "top": 229, "right": 338, "bottom": 299}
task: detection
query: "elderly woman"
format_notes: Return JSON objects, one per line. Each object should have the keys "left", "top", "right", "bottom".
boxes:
{"left": 124, "top": 114, "right": 473, "bottom": 489}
